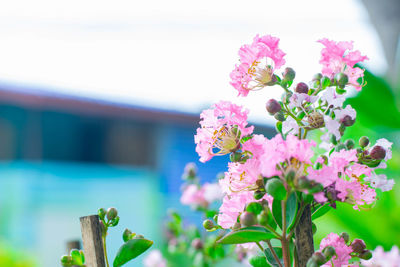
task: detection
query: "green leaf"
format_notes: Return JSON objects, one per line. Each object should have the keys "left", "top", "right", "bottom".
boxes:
{"left": 272, "top": 193, "right": 297, "bottom": 230}
{"left": 70, "top": 249, "right": 84, "bottom": 265}
{"left": 312, "top": 204, "right": 332, "bottom": 220}
{"left": 275, "top": 121, "right": 283, "bottom": 134}
{"left": 264, "top": 247, "right": 283, "bottom": 267}
{"left": 250, "top": 255, "right": 271, "bottom": 267}
{"left": 217, "top": 226, "right": 277, "bottom": 244}
{"left": 113, "top": 238, "right": 153, "bottom": 267}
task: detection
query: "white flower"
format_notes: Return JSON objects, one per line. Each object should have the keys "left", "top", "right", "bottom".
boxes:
{"left": 361, "top": 246, "right": 400, "bottom": 267}
{"left": 324, "top": 116, "right": 341, "bottom": 140}
{"left": 334, "top": 105, "right": 356, "bottom": 120}
{"left": 143, "top": 250, "right": 167, "bottom": 267}
{"left": 282, "top": 116, "right": 299, "bottom": 135}
{"left": 288, "top": 93, "right": 318, "bottom": 109}
{"left": 203, "top": 183, "right": 223, "bottom": 203}
{"left": 375, "top": 138, "right": 393, "bottom": 161}
{"left": 321, "top": 87, "right": 346, "bottom": 108}
{"left": 364, "top": 173, "right": 395, "bottom": 192}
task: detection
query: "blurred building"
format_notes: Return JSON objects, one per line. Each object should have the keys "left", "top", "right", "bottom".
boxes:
{"left": 0, "top": 83, "right": 274, "bottom": 266}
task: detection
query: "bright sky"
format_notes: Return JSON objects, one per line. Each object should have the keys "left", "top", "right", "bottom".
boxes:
{"left": 0, "top": 0, "right": 387, "bottom": 124}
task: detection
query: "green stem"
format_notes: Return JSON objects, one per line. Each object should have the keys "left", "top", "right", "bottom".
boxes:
{"left": 103, "top": 236, "right": 110, "bottom": 267}
{"left": 283, "top": 104, "right": 304, "bottom": 126}
{"left": 265, "top": 240, "right": 283, "bottom": 267}
{"left": 281, "top": 199, "right": 291, "bottom": 267}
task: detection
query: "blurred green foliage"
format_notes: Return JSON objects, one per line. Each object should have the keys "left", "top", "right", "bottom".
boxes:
{"left": 315, "top": 69, "right": 400, "bottom": 250}
{"left": 0, "top": 242, "right": 36, "bottom": 267}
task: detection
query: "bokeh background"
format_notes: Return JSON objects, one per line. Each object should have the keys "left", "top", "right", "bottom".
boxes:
{"left": 0, "top": 0, "right": 399, "bottom": 266}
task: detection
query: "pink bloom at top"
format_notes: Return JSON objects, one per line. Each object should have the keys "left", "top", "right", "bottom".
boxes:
{"left": 330, "top": 149, "right": 358, "bottom": 173}
{"left": 260, "top": 134, "right": 315, "bottom": 177}
{"left": 335, "top": 178, "right": 376, "bottom": 209}
{"left": 230, "top": 34, "right": 286, "bottom": 96}
{"left": 242, "top": 134, "right": 267, "bottom": 160}
{"left": 195, "top": 101, "right": 254, "bottom": 162}
{"left": 362, "top": 246, "right": 400, "bottom": 267}
{"left": 307, "top": 165, "right": 338, "bottom": 187}
{"left": 319, "top": 233, "right": 353, "bottom": 266}
{"left": 318, "top": 38, "right": 368, "bottom": 91}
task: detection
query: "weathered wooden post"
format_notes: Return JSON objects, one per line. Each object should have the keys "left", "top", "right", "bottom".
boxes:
{"left": 294, "top": 205, "right": 314, "bottom": 267}
{"left": 80, "top": 215, "right": 106, "bottom": 267}
{"left": 66, "top": 240, "right": 81, "bottom": 253}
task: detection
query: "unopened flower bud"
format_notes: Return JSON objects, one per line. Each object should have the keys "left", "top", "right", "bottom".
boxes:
{"left": 110, "top": 216, "right": 120, "bottom": 227}
{"left": 351, "top": 239, "right": 366, "bottom": 254}
{"left": 233, "top": 222, "right": 242, "bottom": 230}
{"left": 297, "top": 176, "right": 311, "bottom": 189}
{"left": 345, "top": 139, "right": 355, "bottom": 150}
{"left": 335, "top": 144, "right": 347, "bottom": 152}
{"left": 203, "top": 219, "right": 214, "bottom": 230}
{"left": 308, "top": 112, "right": 325, "bottom": 129}
{"left": 285, "top": 170, "right": 296, "bottom": 185}
{"left": 106, "top": 207, "right": 118, "bottom": 221}
{"left": 308, "top": 183, "right": 324, "bottom": 193}
{"left": 123, "top": 228, "right": 132, "bottom": 242}
{"left": 312, "top": 73, "right": 322, "bottom": 82}
{"left": 254, "top": 190, "right": 266, "bottom": 200}
{"left": 98, "top": 208, "right": 106, "bottom": 220}
{"left": 312, "top": 252, "right": 326, "bottom": 265}
{"left": 340, "top": 232, "right": 350, "bottom": 244}
{"left": 230, "top": 152, "right": 243, "bottom": 162}
{"left": 274, "top": 111, "right": 286, "bottom": 122}
{"left": 60, "top": 255, "right": 72, "bottom": 265}
{"left": 322, "top": 246, "right": 336, "bottom": 260}
{"left": 370, "top": 145, "right": 386, "bottom": 160}
{"left": 295, "top": 82, "right": 309, "bottom": 94}
{"left": 266, "top": 99, "right": 281, "bottom": 115}
{"left": 191, "top": 238, "right": 203, "bottom": 250}
{"left": 240, "top": 212, "right": 257, "bottom": 227}
{"left": 359, "top": 250, "right": 373, "bottom": 260}
{"left": 283, "top": 67, "right": 296, "bottom": 81}
{"left": 359, "top": 136, "right": 369, "bottom": 148}
{"left": 257, "top": 211, "right": 269, "bottom": 227}
{"left": 306, "top": 258, "right": 319, "bottom": 267}
{"left": 265, "top": 178, "right": 287, "bottom": 200}
{"left": 335, "top": 73, "right": 349, "bottom": 88}
{"left": 321, "top": 76, "right": 331, "bottom": 89}
{"left": 183, "top": 162, "right": 197, "bottom": 180}
{"left": 341, "top": 115, "right": 355, "bottom": 127}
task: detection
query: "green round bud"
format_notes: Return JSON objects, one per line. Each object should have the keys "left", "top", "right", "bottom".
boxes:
{"left": 312, "top": 252, "right": 326, "bottom": 265}
{"left": 274, "top": 111, "right": 286, "bottom": 122}
{"left": 345, "top": 139, "right": 355, "bottom": 150}
{"left": 312, "top": 73, "right": 322, "bottom": 82}
{"left": 297, "top": 176, "right": 311, "bottom": 189}
{"left": 254, "top": 190, "right": 266, "bottom": 200}
{"left": 359, "top": 136, "right": 369, "bottom": 148}
{"left": 335, "top": 143, "right": 347, "bottom": 152}
{"left": 257, "top": 211, "right": 270, "bottom": 227}
{"left": 265, "top": 178, "right": 287, "bottom": 200}
{"left": 359, "top": 250, "right": 373, "bottom": 260}
{"left": 266, "top": 99, "right": 282, "bottom": 115}
{"left": 110, "top": 216, "right": 120, "bottom": 227}
{"left": 285, "top": 170, "right": 296, "bottom": 184}
{"left": 340, "top": 232, "right": 350, "bottom": 244}
{"left": 322, "top": 246, "right": 336, "bottom": 260}
{"left": 283, "top": 67, "right": 296, "bottom": 81}
{"left": 335, "top": 73, "right": 349, "bottom": 88}
{"left": 106, "top": 207, "right": 118, "bottom": 221}
{"left": 98, "top": 208, "right": 106, "bottom": 220}
{"left": 321, "top": 76, "right": 331, "bottom": 88}
{"left": 351, "top": 239, "right": 366, "bottom": 254}
{"left": 240, "top": 211, "right": 257, "bottom": 227}
{"left": 123, "top": 228, "right": 132, "bottom": 242}
{"left": 370, "top": 145, "right": 386, "bottom": 160}
{"left": 60, "top": 255, "right": 72, "bottom": 264}
{"left": 330, "top": 134, "right": 338, "bottom": 145}
{"left": 230, "top": 152, "right": 243, "bottom": 162}
{"left": 203, "top": 219, "right": 214, "bottom": 230}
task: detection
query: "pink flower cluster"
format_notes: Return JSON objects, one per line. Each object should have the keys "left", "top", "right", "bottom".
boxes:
{"left": 230, "top": 34, "right": 286, "bottom": 96}
{"left": 319, "top": 233, "right": 353, "bottom": 266}
{"left": 194, "top": 101, "right": 254, "bottom": 163}
{"left": 318, "top": 38, "right": 368, "bottom": 91}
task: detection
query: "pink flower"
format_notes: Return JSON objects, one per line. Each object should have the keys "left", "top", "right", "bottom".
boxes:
{"left": 260, "top": 134, "right": 316, "bottom": 177}
{"left": 319, "top": 233, "right": 353, "bottom": 266}
{"left": 307, "top": 165, "right": 338, "bottom": 187}
{"left": 143, "top": 250, "right": 167, "bottom": 267}
{"left": 318, "top": 38, "right": 368, "bottom": 90}
{"left": 335, "top": 178, "right": 376, "bottom": 209}
{"left": 203, "top": 183, "right": 223, "bottom": 203}
{"left": 334, "top": 105, "right": 356, "bottom": 122}
{"left": 180, "top": 184, "right": 208, "bottom": 208}
{"left": 288, "top": 93, "right": 318, "bottom": 109}
{"left": 230, "top": 34, "right": 286, "bottom": 96}
{"left": 364, "top": 173, "right": 394, "bottom": 192}
{"left": 361, "top": 246, "right": 400, "bottom": 267}
{"left": 330, "top": 149, "right": 358, "bottom": 173}
{"left": 195, "top": 101, "right": 254, "bottom": 162}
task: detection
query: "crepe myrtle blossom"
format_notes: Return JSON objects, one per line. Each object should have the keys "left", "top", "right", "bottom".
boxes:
{"left": 195, "top": 101, "right": 254, "bottom": 162}
{"left": 319, "top": 233, "right": 353, "bottom": 266}
{"left": 230, "top": 34, "right": 286, "bottom": 96}
{"left": 361, "top": 246, "right": 400, "bottom": 267}
{"left": 318, "top": 38, "right": 368, "bottom": 90}
{"left": 180, "top": 183, "right": 223, "bottom": 209}
{"left": 143, "top": 250, "right": 167, "bottom": 267}
{"left": 288, "top": 93, "right": 318, "bottom": 109}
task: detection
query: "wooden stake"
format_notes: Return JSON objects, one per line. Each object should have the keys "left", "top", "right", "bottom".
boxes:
{"left": 66, "top": 240, "right": 81, "bottom": 253}
{"left": 80, "top": 215, "right": 106, "bottom": 267}
{"left": 294, "top": 205, "right": 314, "bottom": 267}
